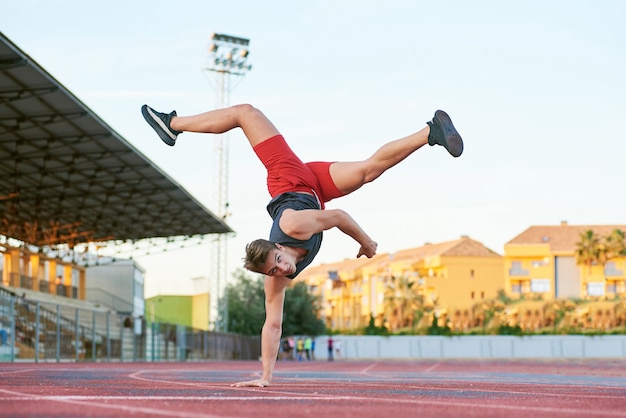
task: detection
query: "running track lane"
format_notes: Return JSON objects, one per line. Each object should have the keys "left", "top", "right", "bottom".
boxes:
{"left": 0, "top": 359, "right": 625, "bottom": 417}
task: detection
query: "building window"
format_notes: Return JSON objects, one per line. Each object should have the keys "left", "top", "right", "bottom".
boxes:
{"left": 511, "top": 283, "right": 522, "bottom": 293}
{"left": 470, "top": 291, "right": 475, "bottom": 299}
{"left": 509, "top": 261, "right": 529, "bottom": 276}
{"left": 530, "top": 278, "right": 551, "bottom": 293}
{"left": 604, "top": 262, "right": 623, "bottom": 276}
{"left": 470, "top": 269, "right": 474, "bottom": 278}
{"left": 480, "top": 291, "right": 485, "bottom": 299}
{"left": 587, "top": 282, "right": 605, "bottom": 297}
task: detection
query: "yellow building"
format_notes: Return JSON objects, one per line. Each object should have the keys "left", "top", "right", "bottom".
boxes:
{"left": 299, "top": 236, "right": 504, "bottom": 331}
{"left": 382, "top": 236, "right": 504, "bottom": 311}
{"left": 297, "top": 254, "right": 388, "bottom": 330}
{"left": 146, "top": 293, "right": 210, "bottom": 331}
{"left": 1, "top": 244, "right": 86, "bottom": 300}
{"left": 504, "top": 222, "right": 626, "bottom": 300}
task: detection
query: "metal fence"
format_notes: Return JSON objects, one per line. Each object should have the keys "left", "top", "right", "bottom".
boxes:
{"left": 0, "top": 289, "right": 260, "bottom": 362}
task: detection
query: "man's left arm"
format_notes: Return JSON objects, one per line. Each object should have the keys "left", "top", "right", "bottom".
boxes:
{"left": 231, "top": 275, "right": 291, "bottom": 388}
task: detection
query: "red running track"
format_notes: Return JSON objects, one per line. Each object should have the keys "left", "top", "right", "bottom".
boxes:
{"left": 0, "top": 359, "right": 625, "bottom": 417}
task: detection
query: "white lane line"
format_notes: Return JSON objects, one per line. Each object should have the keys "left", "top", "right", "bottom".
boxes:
{"left": 0, "top": 389, "right": 225, "bottom": 418}
{"left": 0, "top": 390, "right": 623, "bottom": 417}
{"left": 128, "top": 370, "right": 219, "bottom": 388}
{"left": 127, "top": 369, "right": 625, "bottom": 401}
{"left": 128, "top": 370, "right": 334, "bottom": 398}
{"left": 424, "top": 363, "right": 440, "bottom": 373}
{"left": 0, "top": 395, "right": 326, "bottom": 401}
{"left": 0, "top": 368, "right": 37, "bottom": 375}
{"left": 359, "top": 363, "right": 379, "bottom": 374}
{"left": 309, "top": 379, "right": 626, "bottom": 400}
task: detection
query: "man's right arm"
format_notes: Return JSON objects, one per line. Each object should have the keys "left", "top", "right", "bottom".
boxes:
{"left": 333, "top": 209, "right": 378, "bottom": 258}
{"left": 279, "top": 208, "right": 378, "bottom": 258}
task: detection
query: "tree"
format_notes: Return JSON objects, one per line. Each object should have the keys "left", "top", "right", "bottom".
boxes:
{"left": 575, "top": 229, "right": 626, "bottom": 273}
{"left": 218, "top": 269, "right": 326, "bottom": 336}
{"left": 599, "top": 229, "right": 626, "bottom": 266}
{"left": 472, "top": 299, "right": 506, "bottom": 333}
{"left": 383, "top": 275, "right": 423, "bottom": 331}
{"left": 543, "top": 299, "right": 578, "bottom": 333}
{"left": 221, "top": 269, "right": 265, "bottom": 335}
{"left": 362, "top": 314, "right": 389, "bottom": 335}
{"left": 615, "top": 300, "right": 626, "bottom": 332}
{"left": 282, "top": 281, "right": 326, "bottom": 337}
{"left": 221, "top": 271, "right": 325, "bottom": 337}
{"left": 575, "top": 229, "right": 626, "bottom": 298}
{"left": 575, "top": 230, "right": 601, "bottom": 275}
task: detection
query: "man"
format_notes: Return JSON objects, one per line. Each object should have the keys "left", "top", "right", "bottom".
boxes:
{"left": 304, "top": 336, "right": 312, "bottom": 360}
{"left": 141, "top": 103, "right": 463, "bottom": 387}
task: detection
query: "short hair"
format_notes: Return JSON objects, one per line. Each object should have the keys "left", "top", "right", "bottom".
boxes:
{"left": 243, "top": 239, "right": 276, "bottom": 274}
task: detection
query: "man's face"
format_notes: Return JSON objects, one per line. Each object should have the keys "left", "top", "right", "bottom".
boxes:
{"left": 261, "top": 244, "right": 297, "bottom": 277}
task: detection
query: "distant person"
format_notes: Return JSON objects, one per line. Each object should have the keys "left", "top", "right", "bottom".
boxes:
{"left": 334, "top": 339, "right": 342, "bottom": 360}
{"left": 288, "top": 336, "right": 295, "bottom": 359}
{"left": 327, "top": 336, "right": 334, "bottom": 362}
{"left": 281, "top": 338, "right": 291, "bottom": 360}
{"left": 304, "top": 336, "right": 312, "bottom": 360}
{"left": 296, "top": 337, "right": 304, "bottom": 361}
{"left": 142, "top": 103, "right": 463, "bottom": 387}
{"left": 55, "top": 275, "right": 64, "bottom": 297}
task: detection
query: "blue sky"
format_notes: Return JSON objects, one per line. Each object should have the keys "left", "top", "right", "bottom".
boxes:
{"left": 2, "top": 1, "right": 625, "bottom": 297}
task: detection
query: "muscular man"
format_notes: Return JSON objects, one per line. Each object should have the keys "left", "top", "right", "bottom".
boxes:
{"left": 142, "top": 103, "right": 463, "bottom": 386}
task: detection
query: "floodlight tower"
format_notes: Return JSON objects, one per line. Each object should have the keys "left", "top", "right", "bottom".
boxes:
{"left": 203, "top": 33, "right": 252, "bottom": 332}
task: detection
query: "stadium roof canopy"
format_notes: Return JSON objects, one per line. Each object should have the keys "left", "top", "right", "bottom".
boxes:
{"left": 0, "top": 32, "right": 232, "bottom": 249}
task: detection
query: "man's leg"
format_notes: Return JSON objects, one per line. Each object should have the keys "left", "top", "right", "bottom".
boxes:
{"left": 329, "top": 126, "right": 430, "bottom": 195}
{"left": 142, "top": 104, "right": 280, "bottom": 148}
{"left": 328, "top": 111, "right": 462, "bottom": 195}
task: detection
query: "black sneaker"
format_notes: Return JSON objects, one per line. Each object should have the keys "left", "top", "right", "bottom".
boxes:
{"left": 427, "top": 110, "right": 463, "bottom": 157}
{"left": 141, "top": 104, "right": 182, "bottom": 146}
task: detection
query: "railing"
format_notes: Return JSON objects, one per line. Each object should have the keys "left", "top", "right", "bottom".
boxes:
{"left": 85, "top": 287, "right": 134, "bottom": 314}
{"left": 39, "top": 280, "right": 50, "bottom": 294}
{"left": 0, "top": 287, "right": 260, "bottom": 363}
{"left": 19, "top": 275, "right": 33, "bottom": 289}
{"left": 6, "top": 272, "right": 79, "bottom": 300}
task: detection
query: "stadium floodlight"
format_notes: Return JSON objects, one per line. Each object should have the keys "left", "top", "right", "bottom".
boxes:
{"left": 205, "top": 33, "right": 252, "bottom": 76}
{"left": 201, "top": 33, "right": 252, "bottom": 334}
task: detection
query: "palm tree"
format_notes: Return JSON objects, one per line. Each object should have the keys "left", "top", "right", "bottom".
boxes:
{"left": 472, "top": 299, "right": 506, "bottom": 333}
{"left": 575, "top": 230, "right": 601, "bottom": 275}
{"left": 383, "top": 275, "right": 423, "bottom": 331}
{"left": 600, "top": 229, "right": 626, "bottom": 265}
{"left": 599, "top": 229, "right": 626, "bottom": 297}
{"left": 614, "top": 300, "right": 626, "bottom": 331}
{"left": 544, "top": 299, "right": 578, "bottom": 333}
